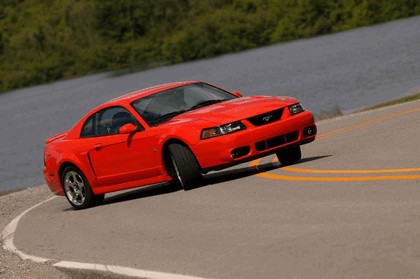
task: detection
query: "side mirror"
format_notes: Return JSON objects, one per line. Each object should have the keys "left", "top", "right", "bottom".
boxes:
{"left": 119, "top": 123, "right": 137, "bottom": 134}
{"left": 232, "top": 91, "right": 242, "bottom": 98}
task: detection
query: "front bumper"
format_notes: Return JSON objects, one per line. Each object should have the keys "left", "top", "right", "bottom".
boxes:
{"left": 192, "top": 111, "right": 316, "bottom": 172}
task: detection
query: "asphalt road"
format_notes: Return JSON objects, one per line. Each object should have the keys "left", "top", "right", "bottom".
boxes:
{"left": 1, "top": 16, "right": 420, "bottom": 191}
{"left": 13, "top": 99, "right": 420, "bottom": 279}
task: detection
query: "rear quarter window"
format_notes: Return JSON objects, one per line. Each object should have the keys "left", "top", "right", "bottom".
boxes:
{"left": 80, "top": 107, "right": 142, "bottom": 138}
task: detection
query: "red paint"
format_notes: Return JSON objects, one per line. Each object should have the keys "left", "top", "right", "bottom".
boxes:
{"left": 43, "top": 81, "right": 316, "bottom": 196}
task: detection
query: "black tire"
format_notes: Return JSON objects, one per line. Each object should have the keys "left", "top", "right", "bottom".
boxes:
{"left": 61, "top": 166, "right": 104, "bottom": 210}
{"left": 168, "top": 143, "right": 202, "bottom": 190}
{"left": 276, "top": 146, "right": 302, "bottom": 166}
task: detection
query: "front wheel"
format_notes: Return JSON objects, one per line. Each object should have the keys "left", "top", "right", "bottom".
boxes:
{"left": 276, "top": 146, "right": 302, "bottom": 166}
{"left": 168, "top": 144, "right": 202, "bottom": 190}
{"left": 62, "top": 166, "right": 104, "bottom": 210}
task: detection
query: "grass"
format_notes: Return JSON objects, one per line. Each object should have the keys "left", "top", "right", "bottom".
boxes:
{"left": 314, "top": 105, "right": 344, "bottom": 121}
{"left": 57, "top": 268, "right": 135, "bottom": 279}
{"left": 314, "top": 93, "right": 420, "bottom": 121}
{"left": 0, "top": 189, "right": 21, "bottom": 197}
{"left": 362, "top": 93, "right": 420, "bottom": 111}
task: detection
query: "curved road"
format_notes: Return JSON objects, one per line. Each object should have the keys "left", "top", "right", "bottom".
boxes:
{"left": 12, "top": 99, "right": 420, "bottom": 279}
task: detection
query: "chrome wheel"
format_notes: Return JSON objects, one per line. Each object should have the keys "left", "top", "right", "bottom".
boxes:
{"left": 62, "top": 166, "right": 103, "bottom": 210}
{"left": 63, "top": 170, "right": 86, "bottom": 206}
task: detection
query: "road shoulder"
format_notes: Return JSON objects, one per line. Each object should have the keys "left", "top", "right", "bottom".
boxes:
{"left": 0, "top": 185, "right": 70, "bottom": 279}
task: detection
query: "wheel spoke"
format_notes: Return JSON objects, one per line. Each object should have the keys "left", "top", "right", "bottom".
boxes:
{"left": 64, "top": 170, "right": 86, "bottom": 206}
{"left": 69, "top": 181, "right": 77, "bottom": 191}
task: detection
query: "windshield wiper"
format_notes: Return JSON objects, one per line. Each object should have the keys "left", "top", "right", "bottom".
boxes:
{"left": 148, "top": 100, "right": 225, "bottom": 126}
{"left": 191, "top": 99, "right": 224, "bottom": 110}
{"left": 149, "top": 110, "right": 187, "bottom": 126}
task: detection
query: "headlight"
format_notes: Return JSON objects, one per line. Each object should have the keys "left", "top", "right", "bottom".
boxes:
{"left": 288, "top": 103, "right": 305, "bottom": 115}
{"left": 201, "top": 121, "right": 246, "bottom": 139}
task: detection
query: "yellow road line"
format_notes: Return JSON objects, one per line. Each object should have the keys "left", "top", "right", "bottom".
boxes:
{"left": 282, "top": 166, "right": 420, "bottom": 174}
{"left": 250, "top": 106, "right": 420, "bottom": 181}
{"left": 251, "top": 158, "right": 420, "bottom": 181}
{"left": 317, "top": 107, "right": 420, "bottom": 140}
{"left": 257, "top": 172, "right": 420, "bottom": 181}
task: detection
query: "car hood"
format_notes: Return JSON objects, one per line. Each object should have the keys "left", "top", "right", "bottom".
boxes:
{"left": 168, "top": 96, "right": 298, "bottom": 125}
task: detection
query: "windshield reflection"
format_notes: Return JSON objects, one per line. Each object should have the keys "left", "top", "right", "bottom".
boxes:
{"left": 131, "top": 82, "right": 236, "bottom": 126}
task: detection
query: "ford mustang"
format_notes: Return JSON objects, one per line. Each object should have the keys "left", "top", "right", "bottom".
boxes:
{"left": 43, "top": 81, "right": 316, "bottom": 209}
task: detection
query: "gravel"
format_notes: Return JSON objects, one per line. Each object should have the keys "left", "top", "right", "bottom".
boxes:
{"left": 0, "top": 185, "right": 137, "bottom": 279}
{"left": 0, "top": 185, "right": 70, "bottom": 278}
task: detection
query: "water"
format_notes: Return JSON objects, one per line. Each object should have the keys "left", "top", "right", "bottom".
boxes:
{"left": 0, "top": 16, "right": 419, "bottom": 191}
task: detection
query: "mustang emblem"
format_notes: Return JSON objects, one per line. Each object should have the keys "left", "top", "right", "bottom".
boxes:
{"left": 262, "top": 115, "right": 273, "bottom": 122}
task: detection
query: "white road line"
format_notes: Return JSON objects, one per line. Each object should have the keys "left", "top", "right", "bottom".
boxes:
{"left": 2, "top": 196, "right": 208, "bottom": 279}
{"left": 54, "top": 261, "right": 206, "bottom": 279}
{"left": 2, "top": 196, "right": 56, "bottom": 263}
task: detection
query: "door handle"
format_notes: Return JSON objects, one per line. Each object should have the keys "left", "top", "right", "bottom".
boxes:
{"left": 94, "top": 144, "right": 102, "bottom": 151}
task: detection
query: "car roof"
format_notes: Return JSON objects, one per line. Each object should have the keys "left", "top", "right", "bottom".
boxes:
{"left": 67, "top": 81, "right": 206, "bottom": 138}
{"left": 106, "top": 80, "right": 202, "bottom": 106}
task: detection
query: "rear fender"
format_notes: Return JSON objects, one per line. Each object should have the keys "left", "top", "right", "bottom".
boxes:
{"left": 57, "top": 152, "right": 98, "bottom": 193}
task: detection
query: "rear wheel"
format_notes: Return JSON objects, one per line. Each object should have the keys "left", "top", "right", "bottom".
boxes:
{"left": 62, "top": 166, "right": 104, "bottom": 210}
{"left": 168, "top": 143, "right": 202, "bottom": 190}
{"left": 276, "top": 146, "right": 302, "bottom": 166}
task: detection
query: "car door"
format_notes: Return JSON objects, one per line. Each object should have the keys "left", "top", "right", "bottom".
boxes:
{"left": 81, "top": 106, "right": 161, "bottom": 186}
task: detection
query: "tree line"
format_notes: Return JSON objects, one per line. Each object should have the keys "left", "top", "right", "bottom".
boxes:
{"left": 1, "top": 0, "right": 419, "bottom": 93}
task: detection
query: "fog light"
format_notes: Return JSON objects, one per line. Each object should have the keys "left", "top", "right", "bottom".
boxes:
{"left": 304, "top": 125, "right": 317, "bottom": 137}
{"left": 231, "top": 146, "right": 250, "bottom": 159}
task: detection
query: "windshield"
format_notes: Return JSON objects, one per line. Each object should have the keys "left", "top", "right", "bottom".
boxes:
{"left": 131, "top": 82, "right": 237, "bottom": 126}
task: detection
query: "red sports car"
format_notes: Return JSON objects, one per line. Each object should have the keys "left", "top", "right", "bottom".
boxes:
{"left": 43, "top": 81, "right": 316, "bottom": 209}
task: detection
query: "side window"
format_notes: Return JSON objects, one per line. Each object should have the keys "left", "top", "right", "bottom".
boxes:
{"left": 81, "top": 114, "right": 95, "bottom": 137}
{"left": 81, "top": 107, "right": 142, "bottom": 138}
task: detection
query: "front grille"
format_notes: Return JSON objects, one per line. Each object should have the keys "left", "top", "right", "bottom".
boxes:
{"left": 247, "top": 108, "right": 283, "bottom": 126}
{"left": 255, "top": 132, "right": 298, "bottom": 151}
